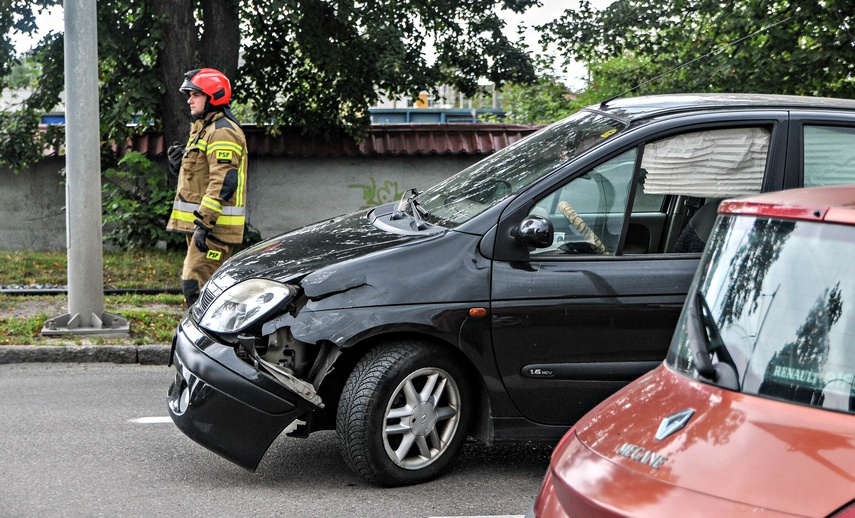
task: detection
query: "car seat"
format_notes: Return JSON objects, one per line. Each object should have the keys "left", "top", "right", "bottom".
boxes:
{"left": 672, "top": 199, "right": 722, "bottom": 253}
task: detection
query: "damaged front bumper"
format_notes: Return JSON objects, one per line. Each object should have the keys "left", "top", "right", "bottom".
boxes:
{"left": 167, "top": 313, "right": 321, "bottom": 470}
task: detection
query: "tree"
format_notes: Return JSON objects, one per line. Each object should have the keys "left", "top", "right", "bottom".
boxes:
{"left": 0, "top": 0, "right": 539, "bottom": 174}
{"left": 0, "top": 2, "right": 64, "bottom": 171}
{"left": 239, "top": 0, "right": 537, "bottom": 140}
{"left": 495, "top": 75, "right": 578, "bottom": 124}
{"left": 149, "top": 0, "right": 240, "bottom": 186}
{"left": 541, "top": 0, "right": 855, "bottom": 99}
{"left": 493, "top": 55, "right": 656, "bottom": 124}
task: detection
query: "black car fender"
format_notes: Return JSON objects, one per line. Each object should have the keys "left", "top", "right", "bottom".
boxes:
{"left": 263, "top": 302, "right": 488, "bottom": 357}
{"left": 260, "top": 300, "right": 499, "bottom": 430}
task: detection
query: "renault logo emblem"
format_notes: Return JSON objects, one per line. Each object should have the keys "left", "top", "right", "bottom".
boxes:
{"left": 655, "top": 408, "right": 695, "bottom": 441}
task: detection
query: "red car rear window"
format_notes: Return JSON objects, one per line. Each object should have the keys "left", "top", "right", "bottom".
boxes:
{"left": 668, "top": 214, "right": 855, "bottom": 413}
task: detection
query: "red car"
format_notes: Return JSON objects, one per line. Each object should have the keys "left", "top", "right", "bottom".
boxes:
{"left": 532, "top": 185, "right": 855, "bottom": 517}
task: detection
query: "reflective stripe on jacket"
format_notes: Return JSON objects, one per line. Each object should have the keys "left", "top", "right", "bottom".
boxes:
{"left": 166, "top": 112, "right": 248, "bottom": 244}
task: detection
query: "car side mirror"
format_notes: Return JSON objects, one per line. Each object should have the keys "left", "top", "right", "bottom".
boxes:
{"left": 512, "top": 215, "right": 554, "bottom": 249}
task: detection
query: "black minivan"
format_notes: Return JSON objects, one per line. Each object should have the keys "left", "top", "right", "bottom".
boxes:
{"left": 168, "top": 94, "right": 855, "bottom": 486}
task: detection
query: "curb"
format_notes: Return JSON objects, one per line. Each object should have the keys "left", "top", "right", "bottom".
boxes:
{"left": 0, "top": 345, "right": 171, "bottom": 365}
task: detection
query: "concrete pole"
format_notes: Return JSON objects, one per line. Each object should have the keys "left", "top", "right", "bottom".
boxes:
{"left": 65, "top": 0, "right": 103, "bottom": 325}
{"left": 43, "top": 0, "right": 128, "bottom": 336}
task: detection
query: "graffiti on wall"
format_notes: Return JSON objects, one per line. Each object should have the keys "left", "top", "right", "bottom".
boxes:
{"left": 349, "top": 177, "right": 405, "bottom": 209}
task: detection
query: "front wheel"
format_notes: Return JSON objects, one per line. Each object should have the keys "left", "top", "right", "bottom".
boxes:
{"left": 336, "top": 340, "right": 472, "bottom": 486}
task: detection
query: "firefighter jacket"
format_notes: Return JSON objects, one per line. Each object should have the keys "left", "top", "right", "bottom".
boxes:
{"left": 166, "top": 111, "right": 248, "bottom": 245}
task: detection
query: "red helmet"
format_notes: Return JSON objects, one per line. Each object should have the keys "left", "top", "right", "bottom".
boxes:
{"left": 180, "top": 68, "right": 231, "bottom": 106}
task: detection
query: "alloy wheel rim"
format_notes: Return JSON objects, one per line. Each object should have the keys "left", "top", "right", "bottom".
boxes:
{"left": 382, "top": 367, "right": 461, "bottom": 470}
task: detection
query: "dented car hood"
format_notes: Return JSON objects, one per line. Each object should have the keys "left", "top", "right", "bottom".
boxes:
{"left": 208, "top": 208, "right": 426, "bottom": 290}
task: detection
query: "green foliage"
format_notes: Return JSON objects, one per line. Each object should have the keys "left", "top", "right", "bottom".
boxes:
{"left": 242, "top": 222, "right": 263, "bottom": 248}
{"left": 492, "top": 76, "right": 578, "bottom": 124}
{"left": 542, "top": 0, "right": 855, "bottom": 99}
{"left": 0, "top": 249, "right": 184, "bottom": 288}
{"left": 95, "top": 0, "right": 163, "bottom": 152}
{"left": 0, "top": 250, "right": 67, "bottom": 285}
{"left": 0, "top": 109, "right": 48, "bottom": 171}
{"left": 119, "top": 308, "right": 183, "bottom": 345}
{"left": 101, "top": 252, "right": 184, "bottom": 289}
{"left": 2, "top": 0, "right": 540, "bottom": 174}
{"left": 101, "top": 152, "right": 183, "bottom": 250}
{"left": 0, "top": 313, "right": 51, "bottom": 344}
{"left": 7, "top": 55, "right": 39, "bottom": 89}
{"left": 228, "top": 100, "right": 256, "bottom": 124}
{"left": 0, "top": 310, "right": 182, "bottom": 345}
{"left": 0, "top": 1, "right": 56, "bottom": 89}
{"left": 212, "top": 0, "right": 539, "bottom": 141}
{"left": 0, "top": 35, "right": 64, "bottom": 172}
{"left": 484, "top": 52, "right": 656, "bottom": 124}
{"left": 100, "top": 152, "right": 262, "bottom": 251}
{"left": 0, "top": 292, "right": 185, "bottom": 345}
{"left": 0, "top": 249, "right": 187, "bottom": 346}
{"left": 572, "top": 56, "right": 658, "bottom": 106}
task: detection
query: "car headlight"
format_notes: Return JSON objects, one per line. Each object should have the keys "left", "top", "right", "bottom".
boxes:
{"left": 199, "top": 279, "right": 298, "bottom": 334}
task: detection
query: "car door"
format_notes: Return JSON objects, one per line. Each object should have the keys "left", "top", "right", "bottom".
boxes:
{"left": 490, "top": 118, "right": 787, "bottom": 426}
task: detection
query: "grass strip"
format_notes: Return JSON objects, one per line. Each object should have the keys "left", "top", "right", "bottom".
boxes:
{"left": 0, "top": 293, "right": 185, "bottom": 346}
{"left": 0, "top": 249, "right": 183, "bottom": 289}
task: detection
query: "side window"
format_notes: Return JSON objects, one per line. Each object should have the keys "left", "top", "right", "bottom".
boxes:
{"left": 641, "top": 127, "right": 768, "bottom": 198}
{"left": 527, "top": 126, "right": 772, "bottom": 257}
{"left": 804, "top": 126, "right": 855, "bottom": 187}
{"left": 529, "top": 149, "right": 641, "bottom": 255}
{"left": 643, "top": 127, "right": 770, "bottom": 254}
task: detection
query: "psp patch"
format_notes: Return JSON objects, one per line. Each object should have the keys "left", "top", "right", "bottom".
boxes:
{"left": 215, "top": 150, "right": 233, "bottom": 163}
{"left": 206, "top": 250, "right": 223, "bottom": 261}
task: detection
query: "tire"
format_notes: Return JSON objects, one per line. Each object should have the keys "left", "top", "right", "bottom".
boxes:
{"left": 336, "top": 339, "right": 472, "bottom": 486}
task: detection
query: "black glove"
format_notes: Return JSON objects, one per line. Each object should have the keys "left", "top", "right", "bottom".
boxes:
{"left": 167, "top": 143, "right": 184, "bottom": 177}
{"left": 192, "top": 220, "right": 211, "bottom": 253}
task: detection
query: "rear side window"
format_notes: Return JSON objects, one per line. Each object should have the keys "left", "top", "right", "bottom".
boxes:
{"left": 804, "top": 125, "right": 855, "bottom": 186}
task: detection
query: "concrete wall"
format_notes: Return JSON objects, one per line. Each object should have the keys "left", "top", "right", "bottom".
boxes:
{"left": 1, "top": 157, "right": 67, "bottom": 251}
{"left": 0, "top": 154, "right": 482, "bottom": 251}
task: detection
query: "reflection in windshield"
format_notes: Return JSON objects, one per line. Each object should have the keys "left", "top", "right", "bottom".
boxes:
{"left": 669, "top": 216, "right": 855, "bottom": 414}
{"left": 416, "top": 110, "right": 626, "bottom": 227}
{"left": 714, "top": 218, "right": 795, "bottom": 327}
{"left": 758, "top": 284, "right": 842, "bottom": 405}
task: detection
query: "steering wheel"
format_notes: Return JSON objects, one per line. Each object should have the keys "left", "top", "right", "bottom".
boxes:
{"left": 558, "top": 201, "right": 608, "bottom": 255}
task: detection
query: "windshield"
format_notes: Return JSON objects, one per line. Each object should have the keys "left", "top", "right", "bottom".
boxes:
{"left": 668, "top": 215, "right": 855, "bottom": 414}
{"left": 415, "top": 110, "right": 626, "bottom": 227}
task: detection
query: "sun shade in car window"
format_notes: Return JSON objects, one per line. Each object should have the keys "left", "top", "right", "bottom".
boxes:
{"left": 641, "top": 127, "right": 770, "bottom": 198}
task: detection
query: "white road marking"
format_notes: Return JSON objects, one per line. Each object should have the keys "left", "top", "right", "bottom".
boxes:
{"left": 128, "top": 416, "right": 173, "bottom": 424}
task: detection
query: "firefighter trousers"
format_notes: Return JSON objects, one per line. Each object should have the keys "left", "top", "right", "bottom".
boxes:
{"left": 181, "top": 235, "right": 234, "bottom": 305}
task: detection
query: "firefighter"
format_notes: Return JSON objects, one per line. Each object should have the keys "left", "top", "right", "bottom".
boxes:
{"left": 166, "top": 68, "right": 248, "bottom": 306}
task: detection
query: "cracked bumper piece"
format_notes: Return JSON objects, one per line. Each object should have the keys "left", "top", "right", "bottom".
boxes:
{"left": 167, "top": 316, "right": 317, "bottom": 470}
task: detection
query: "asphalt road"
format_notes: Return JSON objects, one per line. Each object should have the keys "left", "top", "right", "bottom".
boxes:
{"left": 0, "top": 363, "right": 554, "bottom": 518}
